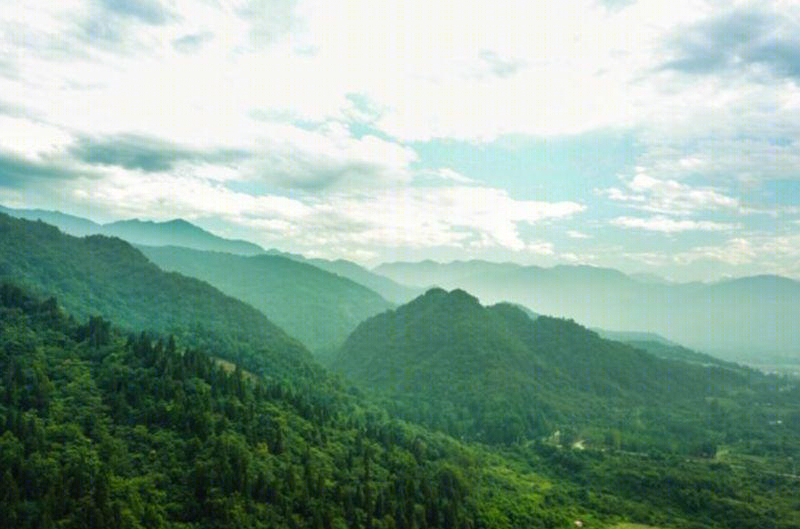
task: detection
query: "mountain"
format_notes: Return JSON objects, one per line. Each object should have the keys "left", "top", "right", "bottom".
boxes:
{"left": 139, "top": 245, "right": 394, "bottom": 352}
{"left": 265, "top": 249, "right": 420, "bottom": 304}
{"left": 373, "top": 259, "right": 523, "bottom": 289}
{"left": 333, "top": 288, "right": 751, "bottom": 444}
{"left": 0, "top": 205, "right": 265, "bottom": 255}
{"left": 101, "top": 218, "right": 265, "bottom": 255}
{"left": 374, "top": 260, "right": 800, "bottom": 359}
{"left": 592, "top": 329, "right": 675, "bottom": 345}
{"left": 0, "top": 205, "right": 101, "bottom": 236}
{"left": 305, "top": 258, "right": 421, "bottom": 304}
{"left": 0, "top": 212, "right": 310, "bottom": 376}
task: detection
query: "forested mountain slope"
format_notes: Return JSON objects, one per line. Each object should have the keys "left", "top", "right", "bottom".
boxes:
{"left": 140, "top": 245, "right": 393, "bottom": 352}
{"left": 0, "top": 213, "right": 309, "bottom": 377}
{"left": 334, "top": 288, "right": 757, "bottom": 444}
{"left": 0, "top": 283, "right": 527, "bottom": 529}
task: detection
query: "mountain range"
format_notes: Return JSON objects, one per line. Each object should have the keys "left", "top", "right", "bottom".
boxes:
{"left": 0, "top": 205, "right": 265, "bottom": 255}
{"left": 139, "top": 245, "right": 393, "bottom": 352}
{"left": 4, "top": 204, "right": 799, "bottom": 360}
{"left": 375, "top": 260, "right": 800, "bottom": 359}
{"left": 0, "top": 204, "right": 417, "bottom": 304}
{"left": 2, "top": 209, "right": 800, "bottom": 528}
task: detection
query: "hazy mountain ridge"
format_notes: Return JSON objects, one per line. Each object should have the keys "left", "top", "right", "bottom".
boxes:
{"left": 304, "top": 257, "right": 421, "bottom": 304}
{"left": 139, "top": 245, "right": 394, "bottom": 352}
{"left": 0, "top": 205, "right": 264, "bottom": 255}
{"left": 375, "top": 260, "right": 800, "bottom": 358}
{"left": 1, "top": 205, "right": 418, "bottom": 304}
{"left": 102, "top": 218, "right": 265, "bottom": 255}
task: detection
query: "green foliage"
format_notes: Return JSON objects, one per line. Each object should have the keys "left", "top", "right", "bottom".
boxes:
{"left": 0, "top": 213, "right": 311, "bottom": 378}
{"left": 0, "top": 284, "right": 502, "bottom": 528}
{"left": 139, "top": 245, "right": 393, "bottom": 353}
{"left": 334, "top": 289, "right": 758, "bottom": 445}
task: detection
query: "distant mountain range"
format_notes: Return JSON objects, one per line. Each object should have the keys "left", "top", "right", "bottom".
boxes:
{"left": 0, "top": 205, "right": 265, "bottom": 255}
{"left": 303, "top": 258, "right": 421, "bottom": 304}
{"left": 264, "top": 249, "right": 420, "bottom": 304}
{"left": 139, "top": 245, "right": 393, "bottom": 352}
{"left": 374, "top": 260, "right": 800, "bottom": 359}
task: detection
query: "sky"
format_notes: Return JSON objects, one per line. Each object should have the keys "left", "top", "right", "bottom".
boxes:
{"left": 1, "top": 0, "right": 800, "bottom": 281}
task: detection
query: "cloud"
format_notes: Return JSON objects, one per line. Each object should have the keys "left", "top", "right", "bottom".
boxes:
{"left": 319, "top": 187, "right": 584, "bottom": 251}
{"left": 241, "top": 122, "right": 419, "bottom": 190}
{"left": 567, "top": 230, "right": 591, "bottom": 239}
{"left": 236, "top": 0, "right": 298, "bottom": 47}
{"left": 603, "top": 171, "right": 739, "bottom": 215}
{"left": 611, "top": 215, "right": 736, "bottom": 233}
{"left": 597, "top": 0, "right": 635, "bottom": 12}
{"left": 661, "top": 5, "right": 800, "bottom": 80}
{"left": 52, "top": 169, "right": 582, "bottom": 256}
{"left": 70, "top": 134, "right": 200, "bottom": 172}
{"left": 0, "top": 151, "right": 90, "bottom": 187}
{"left": 634, "top": 133, "right": 800, "bottom": 185}
{"left": 100, "top": 0, "right": 176, "bottom": 25}
{"left": 673, "top": 237, "right": 762, "bottom": 266}
{"left": 69, "top": 134, "right": 249, "bottom": 172}
{"left": 172, "top": 31, "right": 214, "bottom": 53}
{"left": 477, "top": 50, "right": 526, "bottom": 78}
{"left": 62, "top": 122, "right": 418, "bottom": 190}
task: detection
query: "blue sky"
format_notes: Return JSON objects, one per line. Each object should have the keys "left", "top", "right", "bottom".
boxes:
{"left": 1, "top": 0, "right": 800, "bottom": 281}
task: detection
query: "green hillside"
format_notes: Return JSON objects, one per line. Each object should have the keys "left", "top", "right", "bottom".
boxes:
{"left": 0, "top": 283, "right": 527, "bottom": 529}
{"left": 0, "top": 213, "right": 310, "bottom": 377}
{"left": 139, "top": 245, "right": 393, "bottom": 352}
{"left": 334, "top": 289, "right": 755, "bottom": 445}
{"left": 2, "top": 257, "right": 800, "bottom": 528}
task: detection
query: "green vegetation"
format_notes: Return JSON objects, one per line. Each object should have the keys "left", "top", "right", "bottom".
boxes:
{"left": 333, "top": 288, "right": 760, "bottom": 446}
{"left": 0, "top": 213, "right": 310, "bottom": 378}
{"left": 4, "top": 283, "right": 800, "bottom": 529}
{"left": 139, "top": 245, "right": 393, "bottom": 353}
{"left": 0, "top": 283, "right": 490, "bottom": 528}
{"left": 2, "top": 214, "right": 800, "bottom": 528}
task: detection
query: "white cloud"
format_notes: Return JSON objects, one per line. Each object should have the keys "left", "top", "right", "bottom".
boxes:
{"left": 603, "top": 170, "right": 739, "bottom": 215}
{"left": 669, "top": 234, "right": 800, "bottom": 277}
{"left": 611, "top": 215, "right": 736, "bottom": 233}
{"left": 47, "top": 168, "right": 582, "bottom": 256}
{"left": 0, "top": 0, "right": 751, "bottom": 145}
{"left": 316, "top": 187, "right": 584, "bottom": 252}
{"left": 567, "top": 230, "right": 591, "bottom": 239}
